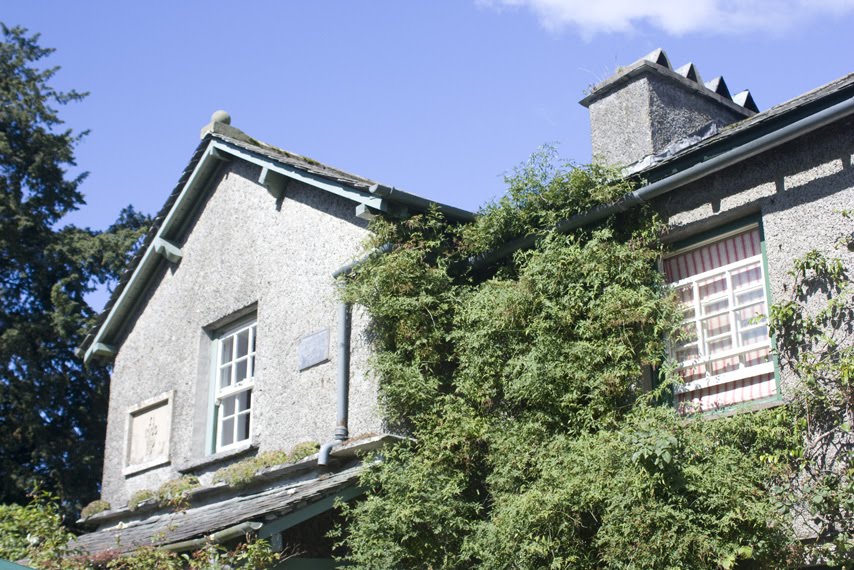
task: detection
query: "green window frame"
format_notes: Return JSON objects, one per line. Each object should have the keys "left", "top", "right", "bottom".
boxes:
{"left": 663, "top": 217, "right": 781, "bottom": 413}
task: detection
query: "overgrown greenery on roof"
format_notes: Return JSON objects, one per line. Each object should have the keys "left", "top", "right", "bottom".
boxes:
{"left": 335, "top": 148, "right": 853, "bottom": 568}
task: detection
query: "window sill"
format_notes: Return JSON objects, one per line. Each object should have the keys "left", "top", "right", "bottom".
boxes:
{"left": 694, "top": 395, "right": 786, "bottom": 419}
{"left": 123, "top": 457, "right": 170, "bottom": 477}
{"left": 177, "top": 441, "right": 258, "bottom": 473}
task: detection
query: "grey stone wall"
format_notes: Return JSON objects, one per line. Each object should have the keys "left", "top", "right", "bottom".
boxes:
{"left": 647, "top": 74, "right": 744, "bottom": 156}
{"left": 101, "top": 159, "right": 379, "bottom": 506}
{"left": 587, "top": 68, "right": 747, "bottom": 167}
{"left": 654, "top": 116, "right": 854, "bottom": 396}
{"left": 588, "top": 76, "right": 653, "bottom": 167}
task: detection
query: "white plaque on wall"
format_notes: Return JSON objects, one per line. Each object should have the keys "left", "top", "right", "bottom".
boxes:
{"left": 123, "top": 391, "right": 173, "bottom": 476}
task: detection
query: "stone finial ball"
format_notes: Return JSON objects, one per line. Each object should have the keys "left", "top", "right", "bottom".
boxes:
{"left": 211, "top": 110, "right": 231, "bottom": 125}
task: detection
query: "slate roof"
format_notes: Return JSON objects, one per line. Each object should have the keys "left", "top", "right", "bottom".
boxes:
{"left": 72, "top": 464, "right": 362, "bottom": 555}
{"left": 77, "top": 129, "right": 466, "bottom": 356}
{"left": 217, "top": 133, "right": 376, "bottom": 190}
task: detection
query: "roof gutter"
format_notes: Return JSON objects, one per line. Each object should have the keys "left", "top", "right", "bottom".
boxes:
{"left": 161, "top": 521, "right": 263, "bottom": 553}
{"left": 370, "top": 183, "right": 476, "bottom": 223}
{"left": 470, "top": 90, "right": 854, "bottom": 270}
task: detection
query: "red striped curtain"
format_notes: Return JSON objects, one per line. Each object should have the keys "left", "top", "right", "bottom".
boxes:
{"left": 665, "top": 227, "right": 775, "bottom": 413}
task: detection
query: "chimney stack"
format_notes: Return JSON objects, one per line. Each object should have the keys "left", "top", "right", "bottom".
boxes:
{"left": 580, "top": 49, "right": 757, "bottom": 168}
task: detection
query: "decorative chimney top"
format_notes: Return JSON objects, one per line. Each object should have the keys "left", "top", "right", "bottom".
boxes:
{"left": 580, "top": 49, "right": 758, "bottom": 168}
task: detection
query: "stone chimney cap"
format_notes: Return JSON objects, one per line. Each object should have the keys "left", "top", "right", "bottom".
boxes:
{"left": 640, "top": 48, "right": 671, "bottom": 69}
{"left": 674, "top": 62, "right": 703, "bottom": 85}
{"left": 732, "top": 90, "right": 759, "bottom": 112}
{"left": 705, "top": 76, "right": 732, "bottom": 99}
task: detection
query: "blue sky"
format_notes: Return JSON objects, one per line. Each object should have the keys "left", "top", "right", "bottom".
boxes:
{"left": 6, "top": 1, "right": 854, "bottom": 232}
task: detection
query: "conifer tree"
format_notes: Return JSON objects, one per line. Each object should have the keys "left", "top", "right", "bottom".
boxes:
{"left": 0, "top": 24, "right": 149, "bottom": 515}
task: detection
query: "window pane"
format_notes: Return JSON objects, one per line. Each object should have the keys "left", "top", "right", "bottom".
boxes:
{"left": 702, "top": 313, "right": 731, "bottom": 340}
{"left": 707, "top": 335, "right": 733, "bottom": 355}
{"left": 744, "top": 347, "right": 771, "bottom": 367}
{"left": 237, "top": 414, "right": 250, "bottom": 442}
{"left": 220, "top": 337, "right": 233, "bottom": 364}
{"left": 237, "top": 390, "right": 251, "bottom": 413}
{"left": 732, "top": 262, "right": 762, "bottom": 291}
{"left": 709, "top": 355, "right": 740, "bottom": 375}
{"left": 251, "top": 326, "right": 256, "bottom": 352}
{"left": 235, "top": 359, "right": 248, "bottom": 383}
{"left": 221, "top": 418, "right": 234, "bottom": 447}
{"left": 236, "top": 329, "right": 250, "bottom": 358}
{"left": 249, "top": 355, "right": 255, "bottom": 379}
{"left": 222, "top": 395, "right": 235, "bottom": 417}
{"left": 219, "top": 365, "right": 232, "bottom": 389}
{"left": 675, "top": 343, "right": 699, "bottom": 363}
{"left": 699, "top": 275, "right": 728, "bottom": 315}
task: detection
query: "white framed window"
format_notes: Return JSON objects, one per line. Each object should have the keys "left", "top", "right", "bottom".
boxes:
{"left": 664, "top": 224, "right": 777, "bottom": 413}
{"left": 213, "top": 319, "right": 257, "bottom": 451}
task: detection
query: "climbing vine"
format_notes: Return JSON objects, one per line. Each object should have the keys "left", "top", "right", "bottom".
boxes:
{"left": 337, "top": 148, "right": 852, "bottom": 569}
{"left": 768, "top": 211, "right": 854, "bottom": 565}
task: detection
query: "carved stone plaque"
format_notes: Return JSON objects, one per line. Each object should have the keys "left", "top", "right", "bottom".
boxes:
{"left": 124, "top": 391, "right": 173, "bottom": 475}
{"left": 298, "top": 328, "right": 330, "bottom": 371}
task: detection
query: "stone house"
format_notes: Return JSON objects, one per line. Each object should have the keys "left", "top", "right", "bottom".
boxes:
{"left": 73, "top": 113, "right": 474, "bottom": 566}
{"left": 74, "top": 49, "right": 853, "bottom": 566}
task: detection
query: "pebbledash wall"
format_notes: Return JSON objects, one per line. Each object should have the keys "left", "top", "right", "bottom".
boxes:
{"left": 654, "top": 116, "right": 854, "bottom": 399}
{"left": 100, "top": 158, "right": 380, "bottom": 507}
{"left": 580, "top": 49, "right": 853, "bottom": 413}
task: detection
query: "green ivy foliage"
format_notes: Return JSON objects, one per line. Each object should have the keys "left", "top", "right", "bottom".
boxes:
{"left": 337, "top": 149, "right": 850, "bottom": 568}
{"left": 768, "top": 212, "right": 854, "bottom": 566}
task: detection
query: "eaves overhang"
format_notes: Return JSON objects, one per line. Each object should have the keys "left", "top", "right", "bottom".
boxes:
{"left": 78, "top": 135, "right": 475, "bottom": 363}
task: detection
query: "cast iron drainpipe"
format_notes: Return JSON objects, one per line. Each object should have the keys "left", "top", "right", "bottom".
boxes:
{"left": 318, "top": 245, "right": 393, "bottom": 466}
{"left": 317, "top": 243, "right": 394, "bottom": 465}
{"left": 318, "top": 299, "right": 351, "bottom": 466}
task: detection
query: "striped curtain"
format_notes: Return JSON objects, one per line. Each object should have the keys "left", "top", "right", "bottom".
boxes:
{"left": 665, "top": 227, "right": 776, "bottom": 413}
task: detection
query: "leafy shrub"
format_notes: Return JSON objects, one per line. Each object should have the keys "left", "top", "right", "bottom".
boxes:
{"left": 336, "top": 153, "right": 852, "bottom": 568}
{"left": 0, "top": 487, "right": 76, "bottom": 567}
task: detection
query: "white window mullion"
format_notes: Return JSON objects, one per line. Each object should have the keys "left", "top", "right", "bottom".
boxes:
{"left": 212, "top": 319, "right": 257, "bottom": 453}
{"left": 724, "top": 268, "right": 739, "bottom": 363}
{"left": 664, "top": 226, "right": 775, "bottom": 412}
{"left": 691, "top": 280, "right": 705, "bottom": 375}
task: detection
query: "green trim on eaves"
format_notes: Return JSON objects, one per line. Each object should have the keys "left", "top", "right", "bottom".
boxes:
{"left": 666, "top": 214, "right": 761, "bottom": 253}
{"left": 665, "top": 213, "right": 785, "bottom": 413}
{"left": 258, "top": 485, "right": 364, "bottom": 540}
